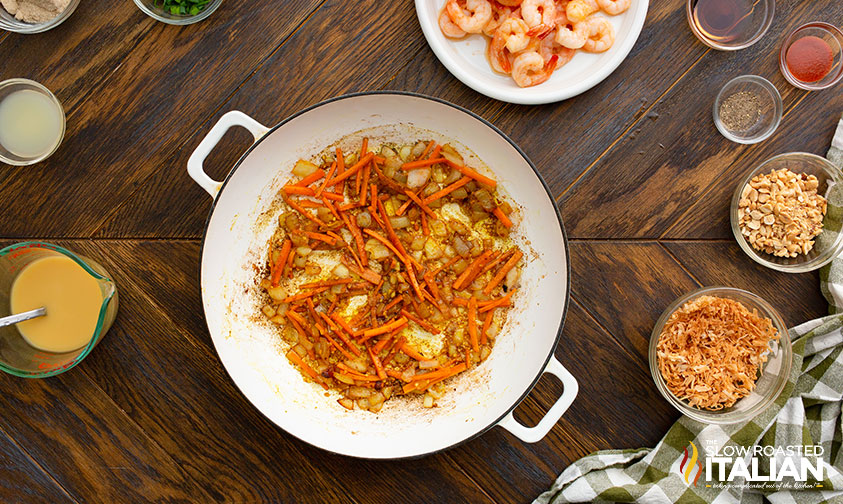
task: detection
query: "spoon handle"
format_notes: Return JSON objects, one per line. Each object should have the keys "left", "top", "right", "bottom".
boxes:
{"left": 0, "top": 307, "right": 46, "bottom": 329}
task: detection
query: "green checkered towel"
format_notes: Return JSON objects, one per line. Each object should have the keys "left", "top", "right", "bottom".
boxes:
{"left": 536, "top": 117, "right": 843, "bottom": 504}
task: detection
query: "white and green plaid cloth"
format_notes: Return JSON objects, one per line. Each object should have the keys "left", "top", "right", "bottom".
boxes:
{"left": 536, "top": 117, "right": 843, "bottom": 504}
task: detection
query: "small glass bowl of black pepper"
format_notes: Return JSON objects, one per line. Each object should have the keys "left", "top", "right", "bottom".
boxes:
{"left": 714, "top": 75, "right": 782, "bottom": 144}
{"left": 133, "top": 0, "right": 222, "bottom": 25}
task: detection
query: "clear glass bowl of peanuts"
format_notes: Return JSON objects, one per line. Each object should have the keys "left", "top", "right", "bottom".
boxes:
{"left": 731, "top": 152, "right": 843, "bottom": 273}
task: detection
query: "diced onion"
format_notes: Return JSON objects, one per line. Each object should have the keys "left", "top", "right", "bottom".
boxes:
{"left": 419, "top": 360, "right": 438, "bottom": 369}
{"left": 292, "top": 159, "right": 319, "bottom": 177}
{"left": 356, "top": 211, "right": 372, "bottom": 228}
{"left": 332, "top": 264, "right": 350, "bottom": 278}
{"left": 390, "top": 216, "right": 410, "bottom": 229}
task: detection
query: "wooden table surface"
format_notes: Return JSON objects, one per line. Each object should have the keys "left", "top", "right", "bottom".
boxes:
{"left": 1, "top": 0, "right": 840, "bottom": 502}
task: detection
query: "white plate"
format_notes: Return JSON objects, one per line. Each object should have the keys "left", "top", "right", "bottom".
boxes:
{"left": 415, "top": 0, "right": 649, "bottom": 104}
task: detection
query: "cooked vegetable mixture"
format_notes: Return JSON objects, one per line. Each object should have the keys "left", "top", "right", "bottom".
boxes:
{"left": 259, "top": 138, "right": 524, "bottom": 412}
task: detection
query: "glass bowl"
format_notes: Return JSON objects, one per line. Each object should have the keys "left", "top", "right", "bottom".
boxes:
{"left": 649, "top": 286, "right": 791, "bottom": 425}
{"left": 0, "top": 79, "right": 65, "bottom": 166}
{"left": 133, "top": 0, "right": 223, "bottom": 25}
{"left": 730, "top": 152, "right": 843, "bottom": 272}
{"left": 686, "top": 0, "right": 775, "bottom": 51}
{"left": 0, "top": 0, "right": 79, "bottom": 33}
{"left": 713, "top": 75, "right": 782, "bottom": 144}
{"left": 780, "top": 22, "right": 843, "bottom": 91}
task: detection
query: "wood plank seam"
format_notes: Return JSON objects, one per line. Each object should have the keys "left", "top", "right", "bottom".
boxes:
{"left": 83, "top": 0, "right": 331, "bottom": 240}
{"left": 553, "top": 47, "right": 712, "bottom": 203}
{"left": 86, "top": 242, "right": 369, "bottom": 504}
{"left": 569, "top": 296, "right": 649, "bottom": 374}
{"left": 442, "top": 453, "right": 501, "bottom": 504}
{"left": 0, "top": 424, "right": 80, "bottom": 503}
{"left": 656, "top": 89, "right": 811, "bottom": 239}
{"left": 656, "top": 241, "right": 704, "bottom": 287}
{"left": 73, "top": 368, "right": 217, "bottom": 502}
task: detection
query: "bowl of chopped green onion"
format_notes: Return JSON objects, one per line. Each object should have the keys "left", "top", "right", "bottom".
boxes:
{"left": 133, "top": 0, "right": 221, "bottom": 25}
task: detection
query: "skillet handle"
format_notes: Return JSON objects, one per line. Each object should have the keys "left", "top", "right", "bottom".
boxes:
{"left": 187, "top": 110, "right": 269, "bottom": 199}
{"left": 496, "top": 356, "right": 578, "bottom": 443}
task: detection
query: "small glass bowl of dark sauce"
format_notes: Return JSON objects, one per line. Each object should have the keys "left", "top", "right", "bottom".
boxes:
{"left": 686, "top": 0, "right": 775, "bottom": 51}
{"left": 780, "top": 22, "right": 843, "bottom": 91}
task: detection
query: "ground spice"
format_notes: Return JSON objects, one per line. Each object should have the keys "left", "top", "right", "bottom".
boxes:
{"left": 1, "top": 0, "right": 69, "bottom": 23}
{"left": 719, "top": 91, "right": 761, "bottom": 132}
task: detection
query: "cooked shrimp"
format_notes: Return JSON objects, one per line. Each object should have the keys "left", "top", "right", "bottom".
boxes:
{"left": 447, "top": 0, "right": 494, "bottom": 33}
{"left": 483, "top": 3, "right": 513, "bottom": 37}
{"left": 582, "top": 16, "right": 614, "bottom": 52}
{"left": 439, "top": 8, "right": 467, "bottom": 38}
{"left": 521, "top": 0, "right": 556, "bottom": 27}
{"left": 597, "top": 0, "right": 630, "bottom": 15}
{"left": 497, "top": 0, "right": 523, "bottom": 5}
{"left": 554, "top": 11, "right": 588, "bottom": 48}
{"left": 566, "top": 0, "right": 597, "bottom": 22}
{"left": 541, "top": 34, "right": 575, "bottom": 70}
{"left": 511, "top": 51, "right": 555, "bottom": 87}
{"left": 496, "top": 17, "right": 531, "bottom": 52}
{"left": 488, "top": 30, "right": 515, "bottom": 73}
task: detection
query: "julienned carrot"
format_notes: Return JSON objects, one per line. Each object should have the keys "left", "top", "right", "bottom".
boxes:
{"left": 400, "top": 342, "right": 427, "bottom": 361}
{"left": 422, "top": 176, "right": 471, "bottom": 205}
{"left": 286, "top": 247, "right": 295, "bottom": 278}
{"left": 300, "top": 278, "right": 354, "bottom": 289}
{"left": 321, "top": 197, "right": 341, "bottom": 220}
{"left": 373, "top": 336, "right": 393, "bottom": 354}
{"left": 383, "top": 295, "right": 403, "bottom": 313}
{"left": 336, "top": 362, "right": 373, "bottom": 377}
{"left": 492, "top": 207, "right": 513, "bottom": 228}
{"left": 468, "top": 296, "right": 479, "bottom": 352}
{"left": 360, "top": 164, "right": 371, "bottom": 205}
{"left": 401, "top": 309, "right": 439, "bottom": 334}
{"left": 484, "top": 250, "right": 523, "bottom": 295}
{"left": 369, "top": 184, "right": 378, "bottom": 213}
{"left": 318, "top": 312, "right": 361, "bottom": 356}
{"left": 429, "top": 257, "right": 459, "bottom": 277}
{"left": 481, "top": 307, "right": 494, "bottom": 345}
{"left": 361, "top": 317, "right": 408, "bottom": 341}
{"left": 423, "top": 272, "right": 440, "bottom": 300}
{"left": 322, "top": 192, "right": 344, "bottom": 202}
{"left": 286, "top": 350, "right": 327, "bottom": 389}
{"left": 270, "top": 239, "right": 292, "bottom": 286}
{"left": 377, "top": 199, "right": 419, "bottom": 269}
{"left": 340, "top": 256, "right": 381, "bottom": 284}
{"left": 284, "top": 196, "right": 327, "bottom": 228}
{"left": 368, "top": 345, "right": 387, "bottom": 380}
{"left": 292, "top": 168, "right": 326, "bottom": 187}
{"left": 395, "top": 198, "right": 413, "bottom": 217}
{"left": 331, "top": 314, "right": 358, "bottom": 340}
{"left": 323, "top": 331, "right": 356, "bottom": 361}
{"left": 315, "top": 161, "right": 337, "bottom": 197}
{"left": 421, "top": 211, "right": 429, "bottom": 236}
{"left": 443, "top": 159, "right": 497, "bottom": 188}
{"left": 297, "top": 199, "right": 322, "bottom": 208}
{"left": 429, "top": 144, "right": 442, "bottom": 160}
{"left": 334, "top": 371, "right": 380, "bottom": 383}
{"left": 401, "top": 157, "right": 447, "bottom": 170}
{"left": 481, "top": 250, "right": 509, "bottom": 274}
{"left": 404, "top": 190, "right": 436, "bottom": 218}
{"left": 419, "top": 140, "right": 435, "bottom": 160}
{"left": 363, "top": 229, "right": 403, "bottom": 260}
{"left": 452, "top": 250, "right": 493, "bottom": 291}
{"left": 281, "top": 287, "right": 328, "bottom": 304}
{"left": 302, "top": 231, "right": 337, "bottom": 246}
{"left": 479, "top": 289, "right": 517, "bottom": 312}
{"left": 408, "top": 362, "right": 467, "bottom": 383}
{"left": 327, "top": 152, "right": 374, "bottom": 186}
{"left": 382, "top": 336, "right": 406, "bottom": 366}
{"left": 283, "top": 185, "right": 316, "bottom": 196}
{"left": 403, "top": 363, "right": 468, "bottom": 393}
{"left": 343, "top": 214, "right": 368, "bottom": 267}
{"left": 386, "top": 369, "right": 409, "bottom": 382}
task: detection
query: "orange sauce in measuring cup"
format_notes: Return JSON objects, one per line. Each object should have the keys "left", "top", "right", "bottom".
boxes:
{"left": 10, "top": 255, "right": 103, "bottom": 353}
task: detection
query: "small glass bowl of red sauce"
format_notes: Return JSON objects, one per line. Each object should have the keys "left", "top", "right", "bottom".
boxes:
{"left": 780, "top": 22, "right": 843, "bottom": 91}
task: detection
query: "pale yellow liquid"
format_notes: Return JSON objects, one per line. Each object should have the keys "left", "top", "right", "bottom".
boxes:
{"left": 10, "top": 256, "right": 103, "bottom": 353}
{"left": 0, "top": 89, "right": 63, "bottom": 158}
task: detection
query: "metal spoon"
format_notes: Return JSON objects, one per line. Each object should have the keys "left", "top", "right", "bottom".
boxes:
{"left": 0, "top": 307, "right": 46, "bottom": 329}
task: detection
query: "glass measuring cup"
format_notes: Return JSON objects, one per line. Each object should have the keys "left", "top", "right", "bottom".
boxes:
{"left": 0, "top": 242, "right": 118, "bottom": 377}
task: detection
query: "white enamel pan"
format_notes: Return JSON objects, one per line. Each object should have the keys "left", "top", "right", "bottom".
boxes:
{"left": 187, "top": 92, "right": 576, "bottom": 458}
